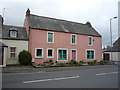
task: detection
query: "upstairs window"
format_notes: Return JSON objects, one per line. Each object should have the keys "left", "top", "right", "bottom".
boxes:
{"left": 10, "top": 31, "right": 17, "bottom": 38}
{"left": 88, "top": 36, "right": 93, "bottom": 45}
{"left": 71, "top": 34, "right": 77, "bottom": 44}
{"left": 48, "top": 32, "right": 54, "bottom": 43}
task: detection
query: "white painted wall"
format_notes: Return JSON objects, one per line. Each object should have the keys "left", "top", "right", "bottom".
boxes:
{"left": 103, "top": 52, "right": 120, "bottom": 61}
{"left": 1, "top": 39, "right": 28, "bottom": 65}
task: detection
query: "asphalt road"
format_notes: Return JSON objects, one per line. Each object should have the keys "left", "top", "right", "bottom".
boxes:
{"left": 2, "top": 66, "right": 119, "bottom": 88}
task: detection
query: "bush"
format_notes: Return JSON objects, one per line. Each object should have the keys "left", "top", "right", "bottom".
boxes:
{"left": 93, "top": 60, "right": 97, "bottom": 64}
{"left": 100, "top": 60, "right": 106, "bottom": 65}
{"left": 88, "top": 61, "right": 94, "bottom": 65}
{"left": 18, "top": 50, "right": 32, "bottom": 65}
{"left": 69, "top": 60, "right": 78, "bottom": 65}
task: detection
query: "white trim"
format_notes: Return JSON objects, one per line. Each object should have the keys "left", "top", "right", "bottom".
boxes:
{"left": 10, "top": 31, "right": 17, "bottom": 38}
{"left": 57, "top": 48, "right": 68, "bottom": 61}
{"left": 70, "top": 49, "right": 77, "bottom": 61}
{"left": 86, "top": 49, "right": 95, "bottom": 60}
{"left": 9, "top": 47, "right": 16, "bottom": 58}
{"left": 35, "top": 48, "right": 43, "bottom": 58}
{"left": 71, "top": 34, "right": 77, "bottom": 45}
{"left": 47, "top": 48, "right": 54, "bottom": 58}
{"left": 47, "top": 32, "right": 54, "bottom": 43}
{"left": 88, "top": 36, "right": 93, "bottom": 46}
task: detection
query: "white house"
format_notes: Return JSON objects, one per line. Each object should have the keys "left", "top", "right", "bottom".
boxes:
{"left": 0, "top": 15, "right": 28, "bottom": 67}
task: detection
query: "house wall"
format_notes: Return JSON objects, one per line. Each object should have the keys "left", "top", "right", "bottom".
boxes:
{"left": 29, "top": 29, "right": 102, "bottom": 64}
{"left": 1, "top": 39, "right": 28, "bottom": 65}
{"left": 103, "top": 52, "right": 120, "bottom": 61}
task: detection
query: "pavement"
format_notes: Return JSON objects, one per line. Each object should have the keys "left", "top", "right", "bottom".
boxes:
{"left": 2, "top": 64, "right": 118, "bottom": 74}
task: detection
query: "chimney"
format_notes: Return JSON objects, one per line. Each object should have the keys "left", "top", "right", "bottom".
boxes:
{"left": 26, "top": 8, "right": 30, "bottom": 16}
{"left": 86, "top": 21, "right": 92, "bottom": 27}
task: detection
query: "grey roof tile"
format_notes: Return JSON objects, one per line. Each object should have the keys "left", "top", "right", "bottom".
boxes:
{"left": 28, "top": 14, "right": 101, "bottom": 37}
{"left": 1, "top": 25, "right": 28, "bottom": 40}
{"left": 0, "top": 42, "right": 8, "bottom": 47}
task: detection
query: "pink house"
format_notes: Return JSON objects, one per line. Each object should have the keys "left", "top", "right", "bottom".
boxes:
{"left": 24, "top": 9, "right": 102, "bottom": 64}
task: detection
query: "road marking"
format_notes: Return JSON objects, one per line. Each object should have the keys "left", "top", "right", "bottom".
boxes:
{"left": 96, "top": 72, "right": 118, "bottom": 76}
{"left": 23, "top": 76, "right": 80, "bottom": 84}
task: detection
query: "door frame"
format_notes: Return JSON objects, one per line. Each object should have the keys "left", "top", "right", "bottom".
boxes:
{"left": 70, "top": 49, "right": 77, "bottom": 61}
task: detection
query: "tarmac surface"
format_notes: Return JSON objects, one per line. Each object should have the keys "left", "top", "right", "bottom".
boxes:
{"left": 2, "top": 64, "right": 118, "bottom": 74}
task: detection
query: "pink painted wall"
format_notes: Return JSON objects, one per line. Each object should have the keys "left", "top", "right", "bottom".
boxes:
{"left": 29, "top": 28, "right": 102, "bottom": 64}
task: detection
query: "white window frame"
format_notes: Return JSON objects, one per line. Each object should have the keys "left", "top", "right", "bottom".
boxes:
{"left": 10, "top": 47, "right": 16, "bottom": 58}
{"left": 88, "top": 36, "right": 93, "bottom": 46}
{"left": 71, "top": 34, "right": 77, "bottom": 45}
{"left": 10, "top": 31, "right": 17, "bottom": 38}
{"left": 35, "top": 48, "right": 43, "bottom": 58}
{"left": 70, "top": 49, "right": 77, "bottom": 61}
{"left": 47, "top": 48, "right": 54, "bottom": 58}
{"left": 47, "top": 32, "right": 54, "bottom": 43}
{"left": 86, "top": 49, "right": 95, "bottom": 60}
{"left": 57, "top": 48, "right": 68, "bottom": 61}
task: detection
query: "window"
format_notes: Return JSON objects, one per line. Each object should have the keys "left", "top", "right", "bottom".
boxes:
{"left": 48, "top": 32, "right": 54, "bottom": 43}
{"left": 10, "top": 31, "right": 17, "bottom": 38}
{"left": 35, "top": 48, "right": 43, "bottom": 58}
{"left": 88, "top": 37, "right": 93, "bottom": 45}
{"left": 58, "top": 49, "right": 68, "bottom": 60}
{"left": 87, "top": 50, "right": 95, "bottom": 59}
{"left": 47, "top": 49, "right": 54, "bottom": 58}
{"left": 10, "top": 47, "right": 16, "bottom": 58}
{"left": 71, "top": 35, "right": 77, "bottom": 44}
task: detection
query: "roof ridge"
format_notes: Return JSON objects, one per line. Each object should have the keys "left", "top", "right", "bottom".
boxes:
{"left": 30, "top": 14, "right": 86, "bottom": 26}
{"left": 3, "top": 25, "right": 25, "bottom": 29}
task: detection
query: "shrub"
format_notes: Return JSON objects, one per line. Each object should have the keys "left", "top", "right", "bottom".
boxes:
{"left": 68, "top": 60, "right": 78, "bottom": 65}
{"left": 18, "top": 50, "right": 32, "bottom": 65}
{"left": 49, "top": 60, "right": 53, "bottom": 63}
{"left": 100, "top": 60, "right": 106, "bottom": 65}
{"left": 88, "top": 61, "right": 94, "bottom": 65}
{"left": 93, "top": 60, "right": 97, "bottom": 64}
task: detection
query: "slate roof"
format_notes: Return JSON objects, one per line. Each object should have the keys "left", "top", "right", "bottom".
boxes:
{"left": 105, "top": 37, "right": 120, "bottom": 52}
{"left": 0, "top": 42, "right": 8, "bottom": 47}
{"left": 1, "top": 25, "right": 28, "bottom": 40}
{"left": 27, "top": 14, "right": 101, "bottom": 37}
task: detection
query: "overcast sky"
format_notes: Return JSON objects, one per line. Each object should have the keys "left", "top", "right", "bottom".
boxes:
{"left": 0, "top": 0, "right": 119, "bottom": 48}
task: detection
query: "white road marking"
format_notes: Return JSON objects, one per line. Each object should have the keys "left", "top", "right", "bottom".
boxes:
{"left": 23, "top": 76, "right": 80, "bottom": 84}
{"left": 96, "top": 72, "right": 118, "bottom": 76}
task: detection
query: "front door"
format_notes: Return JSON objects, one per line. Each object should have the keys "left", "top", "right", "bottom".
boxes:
{"left": 71, "top": 50, "right": 76, "bottom": 60}
{"left": 0, "top": 47, "right": 4, "bottom": 65}
{"left": 103, "top": 53, "right": 110, "bottom": 60}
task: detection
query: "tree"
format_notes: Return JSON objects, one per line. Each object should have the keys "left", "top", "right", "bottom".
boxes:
{"left": 106, "top": 45, "right": 111, "bottom": 49}
{"left": 18, "top": 50, "right": 32, "bottom": 65}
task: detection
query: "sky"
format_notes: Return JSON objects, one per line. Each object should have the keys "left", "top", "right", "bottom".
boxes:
{"left": 0, "top": 0, "right": 119, "bottom": 48}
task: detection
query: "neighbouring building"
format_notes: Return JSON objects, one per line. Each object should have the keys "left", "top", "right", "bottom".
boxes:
{"left": 24, "top": 9, "right": 102, "bottom": 64}
{"left": 0, "top": 15, "right": 28, "bottom": 67}
{"left": 103, "top": 37, "right": 120, "bottom": 62}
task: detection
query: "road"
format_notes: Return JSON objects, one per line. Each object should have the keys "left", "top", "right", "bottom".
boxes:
{"left": 2, "top": 65, "right": 119, "bottom": 88}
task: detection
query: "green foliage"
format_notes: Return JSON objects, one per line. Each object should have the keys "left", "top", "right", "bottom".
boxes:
{"left": 88, "top": 61, "right": 94, "bottom": 65}
{"left": 88, "top": 60, "right": 98, "bottom": 65}
{"left": 100, "top": 60, "right": 106, "bottom": 65}
{"left": 69, "top": 60, "right": 78, "bottom": 65}
{"left": 18, "top": 50, "right": 32, "bottom": 65}
{"left": 49, "top": 60, "right": 53, "bottom": 63}
{"left": 93, "top": 60, "right": 97, "bottom": 64}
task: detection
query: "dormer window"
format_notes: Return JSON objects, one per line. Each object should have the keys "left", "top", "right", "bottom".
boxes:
{"left": 9, "top": 28, "right": 18, "bottom": 38}
{"left": 10, "top": 31, "right": 17, "bottom": 38}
